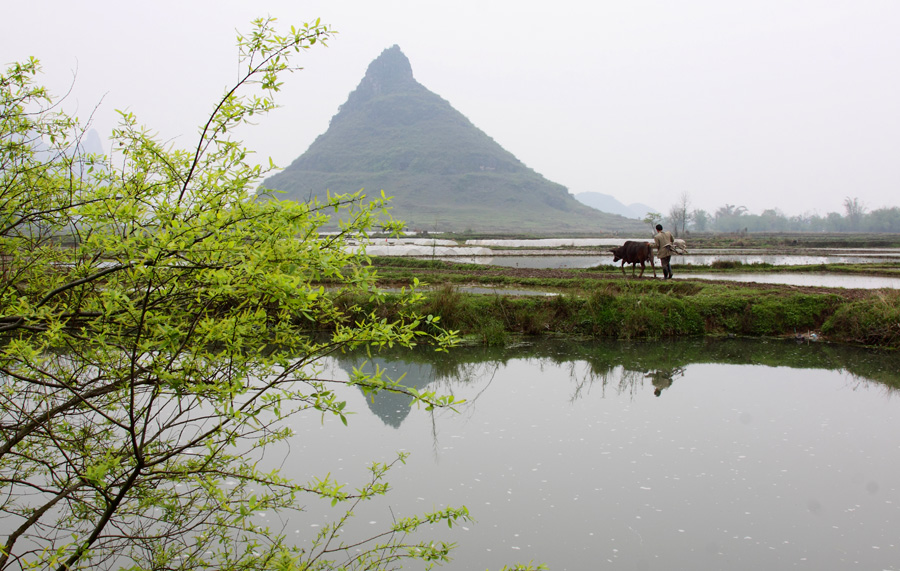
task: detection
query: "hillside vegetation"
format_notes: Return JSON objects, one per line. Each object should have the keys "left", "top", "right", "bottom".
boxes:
{"left": 261, "top": 46, "right": 645, "bottom": 234}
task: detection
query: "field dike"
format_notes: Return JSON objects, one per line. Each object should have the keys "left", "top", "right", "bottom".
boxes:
{"left": 332, "top": 276, "right": 900, "bottom": 350}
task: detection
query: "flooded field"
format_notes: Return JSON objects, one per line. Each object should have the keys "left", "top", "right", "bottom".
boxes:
{"left": 670, "top": 252, "right": 900, "bottom": 265}
{"left": 464, "top": 238, "right": 644, "bottom": 247}
{"left": 438, "top": 252, "right": 900, "bottom": 269}
{"left": 676, "top": 273, "right": 900, "bottom": 289}
{"left": 270, "top": 339, "right": 900, "bottom": 571}
{"left": 432, "top": 256, "right": 900, "bottom": 289}
{"left": 373, "top": 237, "right": 900, "bottom": 289}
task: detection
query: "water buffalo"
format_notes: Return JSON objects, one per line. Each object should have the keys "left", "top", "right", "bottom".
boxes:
{"left": 609, "top": 241, "right": 657, "bottom": 278}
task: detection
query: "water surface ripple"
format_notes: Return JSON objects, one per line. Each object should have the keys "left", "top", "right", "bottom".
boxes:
{"left": 273, "top": 339, "right": 900, "bottom": 571}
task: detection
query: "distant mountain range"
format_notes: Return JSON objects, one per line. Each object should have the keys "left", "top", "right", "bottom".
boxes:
{"left": 573, "top": 192, "right": 657, "bottom": 221}
{"left": 261, "top": 46, "right": 645, "bottom": 234}
{"left": 33, "top": 128, "right": 104, "bottom": 160}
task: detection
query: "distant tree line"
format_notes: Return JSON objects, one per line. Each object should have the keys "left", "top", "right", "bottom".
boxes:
{"left": 661, "top": 196, "right": 900, "bottom": 234}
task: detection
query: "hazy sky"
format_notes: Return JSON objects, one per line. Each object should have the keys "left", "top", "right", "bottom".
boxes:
{"left": 4, "top": 1, "right": 900, "bottom": 218}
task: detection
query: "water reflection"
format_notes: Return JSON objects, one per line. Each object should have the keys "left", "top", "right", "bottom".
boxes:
{"left": 646, "top": 367, "right": 685, "bottom": 397}
{"left": 344, "top": 359, "right": 433, "bottom": 427}
{"left": 301, "top": 339, "right": 900, "bottom": 571}
{"left": 677, "top": 272, "right": 900, "bottom": 289}
{"left": 337, "top": 338, "right": 900, "bottom": 429}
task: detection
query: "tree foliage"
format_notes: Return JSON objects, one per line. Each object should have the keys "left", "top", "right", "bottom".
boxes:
{"left": 666, "top": 192, "right": 691, "bottom": 237}
{"left": 0, "top": 18, "right": 545, "bottom": 571}
{"left": 667, "top": 196, "right": 900, "bottom": 234}
{"left": 641, "top": 212, "right": 662, "bottom": 235}
{"left": 843, "top": 196, "right": 867, "bottom": 231}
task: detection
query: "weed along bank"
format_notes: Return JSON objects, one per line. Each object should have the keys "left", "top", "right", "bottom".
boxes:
{"left": 358, "top": 257, "right": 900, "bottom": 349}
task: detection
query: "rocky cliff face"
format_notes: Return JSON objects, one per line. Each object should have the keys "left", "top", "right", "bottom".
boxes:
{"left": 262, "top": 46, "right": 644, "bottom": 233}
{"left": 344, "top": 45, "right": 419, "bottom": 103}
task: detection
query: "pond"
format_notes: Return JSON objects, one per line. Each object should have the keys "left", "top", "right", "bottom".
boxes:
{"left": 271, "top": 339, "right": 900, "bottom": 571}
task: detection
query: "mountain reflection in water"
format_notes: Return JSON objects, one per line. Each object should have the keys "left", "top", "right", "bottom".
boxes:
{"left": 335, "top": 338, "right": 900, "bottom": 428}
{"left": 285, "top": 338, "right": 900, "bottom": 571}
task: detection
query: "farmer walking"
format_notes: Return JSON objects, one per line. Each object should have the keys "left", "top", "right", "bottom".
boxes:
{"left": 654, "top": 223, "right": 675, "bottom": 279}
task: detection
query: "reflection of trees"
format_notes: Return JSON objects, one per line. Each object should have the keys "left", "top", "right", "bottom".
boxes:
{"left": 569, "top": 364, "right": 646, "bottom": 402}
{"left": 340, "top": 338, "right": 900, "bottom": 417}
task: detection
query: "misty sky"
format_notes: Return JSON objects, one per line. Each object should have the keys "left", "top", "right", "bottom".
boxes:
{"left": 4, "top": 0, "right": 900, "bottom": 218}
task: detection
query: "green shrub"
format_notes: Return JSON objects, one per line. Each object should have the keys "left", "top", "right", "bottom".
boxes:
{"left": 711, "top": 260, "right": 743, "bottom": 269}
{"left": 823, "top": 289, "right": 900, "bottom": 348}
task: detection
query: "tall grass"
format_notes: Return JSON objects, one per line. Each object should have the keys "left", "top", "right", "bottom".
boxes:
{"left": 822, "top": 289, "right": 900, "bottom": 347}
{"left": 412, "top": 283, "right": 842, "bottom": 342}
{"left": 326, "top": 281, "right": 893, "bottom": 349}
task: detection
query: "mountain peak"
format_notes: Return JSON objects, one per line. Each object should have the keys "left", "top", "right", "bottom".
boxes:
{"left": 262, "top": 46, "right": 647, "bottom": 233}
{"left": 347, "top": 45, "right": 417, "bottom": 104}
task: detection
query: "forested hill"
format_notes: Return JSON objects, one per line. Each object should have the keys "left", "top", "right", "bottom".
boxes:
{"left": 260, "top": 45, "right": 645, "bottom": 234}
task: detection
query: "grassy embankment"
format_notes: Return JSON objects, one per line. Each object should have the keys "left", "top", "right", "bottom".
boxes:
{"left": 335, "top": 257, "right": 900, "bottom": 350}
